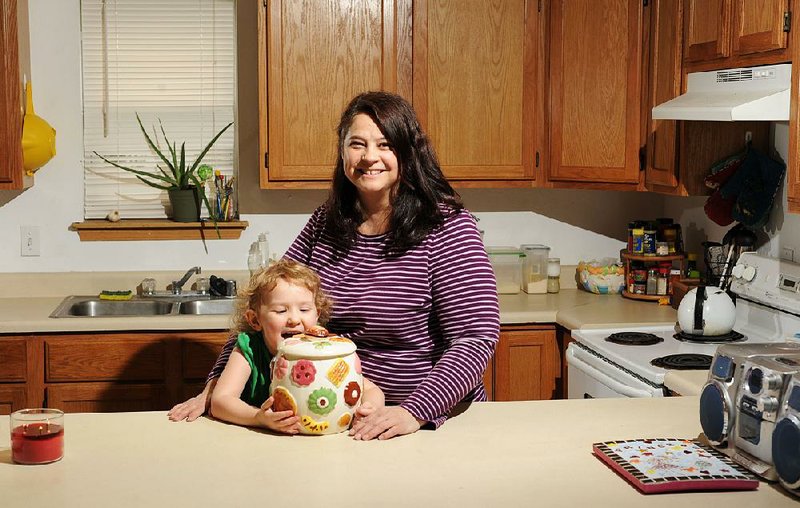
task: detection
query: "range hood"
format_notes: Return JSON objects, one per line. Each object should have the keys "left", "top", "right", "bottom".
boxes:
{"left": 652, "top": 64, "right": 791, "bottom": 121}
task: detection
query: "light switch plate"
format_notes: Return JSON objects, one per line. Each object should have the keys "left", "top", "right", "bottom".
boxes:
{"left": 20, "top": 225, "right": 40, "bottom": 256}
{"left": 781, "top": 246, "right": 795, "bottom": 262}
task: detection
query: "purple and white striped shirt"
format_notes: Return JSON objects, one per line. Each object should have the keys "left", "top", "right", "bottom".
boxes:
{"left": 210, "top": 206, "right": 499, "bottom": 428}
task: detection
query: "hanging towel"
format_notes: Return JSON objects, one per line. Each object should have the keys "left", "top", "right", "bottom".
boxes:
{"left": 720, "top": 148, "right": 785, "bottom": 229}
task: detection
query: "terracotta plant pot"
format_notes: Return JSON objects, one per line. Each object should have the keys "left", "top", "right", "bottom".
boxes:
{"left": 167, "top": 188, "right": 201, "bottom": 222}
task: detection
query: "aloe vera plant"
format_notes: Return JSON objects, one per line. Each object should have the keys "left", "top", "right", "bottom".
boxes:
{"left": 93, "top": 114, "right": 233, "bottom": 219}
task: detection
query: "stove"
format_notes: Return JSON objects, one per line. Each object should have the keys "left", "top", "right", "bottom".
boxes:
{"left": 567, "top": 253, "right": 800, "bottom": 399}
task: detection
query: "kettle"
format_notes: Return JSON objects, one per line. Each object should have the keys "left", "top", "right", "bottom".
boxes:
{"left": 677, "top": 286, "right": 736, "bottom": 336}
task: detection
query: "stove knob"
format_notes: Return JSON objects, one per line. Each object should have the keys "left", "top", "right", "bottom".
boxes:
{"left": 742, "top": 265, "right": 757, "bottom": 282}
{"left": 731, "top": 264, "right": 744, "bottom": 279}
{"left": 757, "top": 396, "right": 779, "bottom": 414}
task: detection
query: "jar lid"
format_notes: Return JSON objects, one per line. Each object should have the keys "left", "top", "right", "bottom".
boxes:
{"left": 279, "top": 332, "right": 356, "bottom": 359}
{"left": 486, "top": 247, "right": 525, "bottom": 257}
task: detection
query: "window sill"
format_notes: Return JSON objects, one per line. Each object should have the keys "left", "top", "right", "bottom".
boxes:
{"left": 71, "top": 219, "right": 249, "bottom": 241}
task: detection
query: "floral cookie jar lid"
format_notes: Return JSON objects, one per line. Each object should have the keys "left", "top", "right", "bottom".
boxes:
{"left": 278, "top": 326, "right": 357, "bottom": 359}
{"left": 270, "top": 326, "right": 363, "bottom": 435}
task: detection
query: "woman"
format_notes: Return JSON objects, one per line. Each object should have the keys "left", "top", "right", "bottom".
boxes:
{"left": 169, "top": 91, "right": 500, "bottom": 439}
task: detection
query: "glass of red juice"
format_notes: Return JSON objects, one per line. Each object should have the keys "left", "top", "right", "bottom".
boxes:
{"left": 10, "top": 408, "right": 64, "bottom": 465}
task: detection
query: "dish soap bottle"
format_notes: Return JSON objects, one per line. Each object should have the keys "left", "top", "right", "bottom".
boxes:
{"left": 258, "top": 232, "right": 271, "bottom": 268}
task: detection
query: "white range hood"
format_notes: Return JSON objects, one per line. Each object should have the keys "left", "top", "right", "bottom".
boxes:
{"left": 651, "top": 64, "right": 791, "bottom": 121}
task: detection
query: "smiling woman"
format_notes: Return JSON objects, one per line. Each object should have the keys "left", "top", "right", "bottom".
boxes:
{"left": 170, "top": 91, "right": 500, "bottom": 441}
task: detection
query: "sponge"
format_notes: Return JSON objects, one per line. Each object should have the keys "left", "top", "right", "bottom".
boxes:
{"left": 98, "top": 290, "right": 133, "bottom": 301}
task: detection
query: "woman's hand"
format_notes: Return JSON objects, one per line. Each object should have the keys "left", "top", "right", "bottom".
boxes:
{"left": 167, "top": 379, "right": 216, "bottom": 422}
{"left": 349, "top": 406, "right": 422, "bottom": 440}
{"left": 256, "top": 397, "right": 301, "bottom": 434}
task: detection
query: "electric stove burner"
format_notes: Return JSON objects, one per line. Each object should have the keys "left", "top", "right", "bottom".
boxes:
{"left": 673, "top": 330, "right": 746, "bottom": 344}
{"left": 605, "top": 332, "right": 664, "bottom": 345}
{"left": 651, "top": 353, "right": 713, "bottom": 370}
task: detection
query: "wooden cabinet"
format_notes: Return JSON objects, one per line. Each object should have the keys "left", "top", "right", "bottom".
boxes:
{"left": 0, "top": 336, "right": 32, "bottom": 414}
{"left": 412, "top": 0, "right": 541, "bottom": 185}
{"left": 490, "top": 325, "right": 559, "bottom": 401}
{"left": 642, "top": 0, "right": 772, "bottom": 196}
{"left": 684, "top": 0, "right": 791, "bottom": 70}
{"left": 0, "top": 331, "right": 230, "bottom": 414}
{"left": 258, "top": 0, "right": 408, "bottom": 188}
{"left": 0, "top": 0, "right": 29, "bottom": 190}
{"left": 547, "top": 0, "right": 643, "bottom": 187}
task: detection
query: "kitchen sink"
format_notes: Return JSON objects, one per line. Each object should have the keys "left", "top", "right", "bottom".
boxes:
{"left": 178, "top": 298, "right": 236, "bottom": 315}
{"left": 49, "top": 295, "right": 238, "bottom": 318}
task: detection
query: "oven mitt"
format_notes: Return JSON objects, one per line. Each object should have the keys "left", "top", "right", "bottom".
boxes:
{"left": 705, "top": 151, "right": 745, "bottom": 190}
{"left": 721, "top": 148, "right": 786, "bottom": 229}
{"left": 704, "top": 189, "right": 736, "bottom": 226}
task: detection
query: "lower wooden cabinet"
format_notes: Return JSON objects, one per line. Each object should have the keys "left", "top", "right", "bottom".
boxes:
{"left": 0, "top": 331, "right": 230, "bottom": 414}
{"left": 485, "top": 324, "right": 560, "bottom": 401}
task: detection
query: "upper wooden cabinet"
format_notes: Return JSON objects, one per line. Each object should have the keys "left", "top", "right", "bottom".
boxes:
{"left": 258, "top": 0, "right": 407, "bottom": 188}
{"left": 547, "top": 0, "right": 642, "bottom": 187}
{"left": 684, "top": 0, "right": 791, "bottom": 70}
{"left": 0, "top": 0, "right": 29, "bottom": 191}
{"left": 412, "top": 0, "right": 541, "bottom": 184}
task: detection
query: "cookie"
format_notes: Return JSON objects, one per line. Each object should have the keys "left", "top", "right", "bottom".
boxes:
{"left": 326, "top": 358, "right": 350, "bottom": 387}
{"left": 271, "top": 386, "right": 298, "bottom": 416}
{"left": 307, "top": 387, "right": 337, "bottom": 416}
{"left": 338, "top": 413, "right": 352, "bottom": 428}
{"left": 291, "top": 359, "right": 317, "bottom": 386}
{"left": 344, "top": 381, "right": 362, "bottom": 406}
{"left": 301, "top": 415, "right": 329, "bottom": 434}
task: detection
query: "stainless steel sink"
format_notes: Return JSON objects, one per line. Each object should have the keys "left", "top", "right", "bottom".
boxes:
{"left": 49, "top": 295, "right": 238, "bottom": 318}
{"left": 65, "top": 299, "right": 175, "bottom": 317}
{"left": 178, "top": 298, "right": 236, "bottom": 315}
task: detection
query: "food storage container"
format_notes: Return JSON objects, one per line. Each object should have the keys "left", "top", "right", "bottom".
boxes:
{"left": 269, "top": 331, "right": 363, "bottom": 435}
{"left": 486, "top": 247, "right": 524, "bottom": 294}
{"left": 521, "top": 244, "right": 550, "bottom": 294}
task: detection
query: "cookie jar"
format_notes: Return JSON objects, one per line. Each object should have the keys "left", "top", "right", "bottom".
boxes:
{"left": 269, "top": 332, "right": 363, "bottom": 435}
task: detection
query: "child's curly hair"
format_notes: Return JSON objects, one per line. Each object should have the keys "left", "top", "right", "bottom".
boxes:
{"left": 231, "top": 259, "right": 332, "bottom": 334}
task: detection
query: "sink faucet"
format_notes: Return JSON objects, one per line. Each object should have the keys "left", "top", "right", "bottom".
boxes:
{"left": 172, "top": 266, "right": 201, "bottom": 295}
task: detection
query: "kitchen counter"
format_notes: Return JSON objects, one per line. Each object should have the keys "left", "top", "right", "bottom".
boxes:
{"left": 0, "top": 396, "right": 794, "bottom": 507}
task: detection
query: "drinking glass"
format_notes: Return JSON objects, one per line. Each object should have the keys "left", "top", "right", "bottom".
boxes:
{"left": 10, "top": 408, "right": 65, "bottom": 464}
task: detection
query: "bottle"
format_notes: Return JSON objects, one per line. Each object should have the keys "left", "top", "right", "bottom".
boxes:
{"left": 642, "top": 222, "right": 657, "bottom": 255}
{"left": 258, "top": 232, "right": 270, "bottom": 267}
{"left": 631, "top": 223, "right": 644, "bottom": 254}
{"left": 547, "top": 258, "right": 561, "bottom": 293}
{"left": 656, "top": 268, "right": 668, "bottom": 295}
{"left": 685, "top": 253, "right": 700, "bottom": 279}
{"left": 646, "top": 269, "right": 658, "bottom": 295}
{"left": 248, "top": 242, "right": 261, "bottom": 276}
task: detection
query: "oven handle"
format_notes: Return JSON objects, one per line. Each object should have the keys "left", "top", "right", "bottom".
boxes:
{"left": 567, "top": 346, "right": 656, "bottom": 398}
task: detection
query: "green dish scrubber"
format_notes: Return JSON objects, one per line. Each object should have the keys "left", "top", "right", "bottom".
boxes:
{"left": 98, "top": 290, "right": 133, "bottom": 301}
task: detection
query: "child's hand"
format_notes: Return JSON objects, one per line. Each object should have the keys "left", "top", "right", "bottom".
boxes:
{"left": 256, "top": 396, "right": 301, "bottom": 434}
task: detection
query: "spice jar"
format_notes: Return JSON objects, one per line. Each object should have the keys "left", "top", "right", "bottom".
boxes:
{"left": 547, "top": 258, "right": 561, "bottom": 293}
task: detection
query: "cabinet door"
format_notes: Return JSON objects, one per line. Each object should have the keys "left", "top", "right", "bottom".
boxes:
{"left": 45, "top": 335, "right": 167, "bottom": 382}
{"left": 412, "top": 0, "right": 540, "bottom": 183}
{"left": 483, "top": 357, "right": 493, "bottom": 401}
{"left": 644, "top": 0, "right": 682, "bottom": 191}
{"left": 684, "top": 0, "right": 731, "bottom": 62}
{"left": 0, "top": 385, "right": 26, "bottom": 414}
{"left": 493, "top": 326, "right": 558, "bottom": 401}
{"left": 47, "top": 383, "right": 166, "bottom": 413}
{"left": 0, "top": 0, "right": 26, "bottom": 190}
{"left": 548, "top": 0, "right": 642, "bottom": 185}
{"left": 731, "top": 0, "right": 789, "bottom": 56}
{"left": 259, "top": 0, "right": 404, "bottom": 187}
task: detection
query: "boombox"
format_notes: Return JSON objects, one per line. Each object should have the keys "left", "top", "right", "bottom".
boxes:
{"left": 774, "top": 371, "right": 800, "bottom": 494}
{"left": 700, "top": 342, "right": 800, "bottom": 484}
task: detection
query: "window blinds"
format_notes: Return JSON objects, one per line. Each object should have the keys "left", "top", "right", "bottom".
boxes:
{"left": 81, "top": 0, "right": 236, "bottom": 219}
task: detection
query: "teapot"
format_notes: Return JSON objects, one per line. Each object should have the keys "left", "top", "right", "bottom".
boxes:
{"left": 677, "top": 286, "right": 736, "bottom": 336}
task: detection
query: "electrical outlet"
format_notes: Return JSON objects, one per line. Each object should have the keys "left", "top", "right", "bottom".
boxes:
{"left": 781, "top": 246, "right": 795, "bottom": 262}
{"left": 20, "top": 226, "right": 40, "bottom": 257}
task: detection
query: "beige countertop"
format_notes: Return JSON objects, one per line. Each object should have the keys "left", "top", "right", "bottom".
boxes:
{"left": 1, "top": 397, "right": 794, "bottom": 507}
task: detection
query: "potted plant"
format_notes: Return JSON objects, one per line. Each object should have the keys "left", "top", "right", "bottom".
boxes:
{"left": 93, "top": 114, "right": 233, "bottom": 222}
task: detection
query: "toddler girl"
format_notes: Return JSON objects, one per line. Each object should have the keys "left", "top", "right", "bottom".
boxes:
{"left": 210, "top": 259, "right": 383, "bottom": 434}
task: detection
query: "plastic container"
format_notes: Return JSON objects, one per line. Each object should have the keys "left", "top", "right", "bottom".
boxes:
{"left": 520, "top": 244, "right": 550, "bottom": 294}
{"left": 487, "top": 247, "right": 524, "bottom": 294}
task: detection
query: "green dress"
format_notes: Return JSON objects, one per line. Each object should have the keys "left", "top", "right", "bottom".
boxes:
{"left": 236, "top": 331, "right": 274, "bottom": 407}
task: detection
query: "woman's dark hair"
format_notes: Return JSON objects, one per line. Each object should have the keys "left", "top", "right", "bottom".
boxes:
{"left": 325, "top": 91, "right": 463, "bottom": 253}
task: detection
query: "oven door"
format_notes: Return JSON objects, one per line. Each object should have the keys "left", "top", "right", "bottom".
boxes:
{"left": 566, "top": 342, "right": 665, "bottom": 399}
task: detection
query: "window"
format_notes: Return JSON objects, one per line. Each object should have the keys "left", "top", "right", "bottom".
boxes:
{"left": 81, "top": 0, "right": 236, "bottom": 219}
